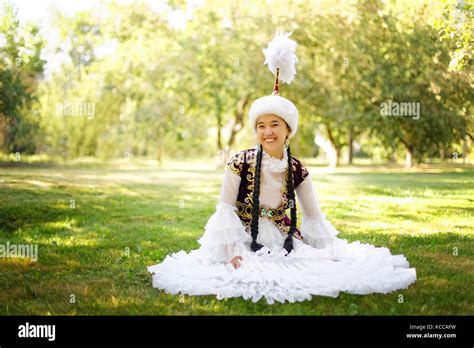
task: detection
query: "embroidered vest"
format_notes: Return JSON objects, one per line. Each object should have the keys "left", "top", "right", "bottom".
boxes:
{"left": 227, "top": 148, "right": 309, "bottom": 241}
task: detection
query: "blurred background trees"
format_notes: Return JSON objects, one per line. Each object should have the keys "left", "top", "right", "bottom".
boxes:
{"left": 1, "top": 0, "right": 472, "bottom": 166}
{"left": 0, "top": 2, "right": 45, "bottom": 154}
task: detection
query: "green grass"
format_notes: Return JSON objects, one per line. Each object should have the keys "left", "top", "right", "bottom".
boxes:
{"left": 0, "top": 159, "right": 473, "bottom": 315}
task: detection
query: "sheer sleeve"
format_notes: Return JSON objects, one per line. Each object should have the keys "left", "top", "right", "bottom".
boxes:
{"left": 295, "top": 174, "right": 340, "bottom": 249}
{"left": 197, "top": 163, "right": 251, "bottom": 263}
{"left": 218, "top": 167, "right": 241, "bottom": 205}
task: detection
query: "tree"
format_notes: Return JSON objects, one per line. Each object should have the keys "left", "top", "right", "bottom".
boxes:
{"left": 0, "top": 2, "right": 44, "bottom": 154}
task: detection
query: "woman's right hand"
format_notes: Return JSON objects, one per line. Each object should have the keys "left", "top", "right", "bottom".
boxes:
{"left": 229, "top": 255, "right": 243, "bottom": 269}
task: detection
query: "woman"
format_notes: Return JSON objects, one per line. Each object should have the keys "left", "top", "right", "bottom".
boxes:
{"left": 147, "top": 32, "right": 416, "bottom": 304}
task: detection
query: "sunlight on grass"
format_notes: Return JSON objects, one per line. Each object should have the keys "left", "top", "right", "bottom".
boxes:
{"left": 43, "top": 219, "right": 78, "bottom": 230}
{"left": 22, "top": 180, "right": 54, "bottom": 188}
{"left": 0, "top": 161, "right": 472, "bottom": 315}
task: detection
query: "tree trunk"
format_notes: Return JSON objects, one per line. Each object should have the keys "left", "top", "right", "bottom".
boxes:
{"left": 156, "top": 127, "right": 163, "bottom": 166}
{"left": 399, "top": 137, "right": 415, "bottom": 168}
{"left": 348, "top": 126, "right": 354, "bottom": 165}
{"left": 325, "top": 125, "right": 341, "bottom": 168}
{"left": 0, "top": 116, "right": 7, "bottom": 154}
{"left": 462, "top": 138, "right": 467, "bottom": 165}
{"left": 216, "top": 97, "right": 223, "bottom": 150}
{"left": 405, "top": 145, "right": 414, "bottom": 168}
{"left": 217, "top": 117, "right": 222, "bottom": 150}
{"left": 227, "top": 96, "right": 249, "bottom": 150}
{"left": 334, "top": 147, "right": 341, "bottom": 167}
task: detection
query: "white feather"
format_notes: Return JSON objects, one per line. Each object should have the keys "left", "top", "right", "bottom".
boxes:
{"left": 262, "top": 31, "right": 298, "bottom": 84}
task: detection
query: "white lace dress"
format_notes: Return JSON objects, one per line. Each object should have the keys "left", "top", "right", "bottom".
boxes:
{"left": 147, "top": 150, "right": 417, "bottom": 304}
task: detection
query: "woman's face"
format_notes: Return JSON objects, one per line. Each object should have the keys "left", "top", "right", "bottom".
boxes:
{"left": 256, "top": 114, "right": 291, "bottom": 154}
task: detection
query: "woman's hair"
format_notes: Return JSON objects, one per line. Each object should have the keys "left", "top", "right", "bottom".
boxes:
{"left": 250, "top": 143, "right": 297, "bottom": 255}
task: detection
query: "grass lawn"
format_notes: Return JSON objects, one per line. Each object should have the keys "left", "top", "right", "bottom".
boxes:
{"left": 0, "top": 159, "right": 473, "bottom": 315}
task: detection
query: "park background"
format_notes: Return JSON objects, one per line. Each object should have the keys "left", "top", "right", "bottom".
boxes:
{"left": 0, "top": 0, "right": 472, "bottom": 315}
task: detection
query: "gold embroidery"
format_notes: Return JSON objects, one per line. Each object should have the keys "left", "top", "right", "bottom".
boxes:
{"left": 231, "top": 149, "right": 307, "bottom": 240}
{"left": 227, "top": 152, "right": 244, "bottom": 176}
{"left": 236, "top": 150, "right": 257, "bottom": 221}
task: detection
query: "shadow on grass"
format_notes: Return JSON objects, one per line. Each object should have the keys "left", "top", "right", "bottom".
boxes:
{"left": 0, "top": 230, "right": 472, "bottom": 315}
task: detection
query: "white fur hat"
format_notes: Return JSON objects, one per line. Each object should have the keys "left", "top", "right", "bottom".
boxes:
{"left": 249, "top": 95, "right": 298, "bottom": 138}
{"left": 249, "top": 31, "right": 299, "bottom": 138}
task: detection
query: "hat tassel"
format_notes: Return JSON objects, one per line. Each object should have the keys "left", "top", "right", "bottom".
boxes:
{"left": 272, "top": 68, "right": 280, "bottom": 96}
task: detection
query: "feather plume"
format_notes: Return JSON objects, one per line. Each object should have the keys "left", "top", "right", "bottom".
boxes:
{"left": 262, "top": 31, "right": 298, "bottom": 84}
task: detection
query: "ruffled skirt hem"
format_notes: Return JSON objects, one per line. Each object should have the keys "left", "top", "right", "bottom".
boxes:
{"left": 148, "top": 236, "right": 417, "bottom": 305}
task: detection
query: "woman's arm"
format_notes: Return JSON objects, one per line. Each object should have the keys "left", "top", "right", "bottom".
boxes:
{"left": 295, "top": 175, "right": 340, "bottom": 248}
{"left": 218, "top": 166, "right": 241, "bottom": 205}
{"left": 197, "top": 166, "right": 250, "bottom": 265}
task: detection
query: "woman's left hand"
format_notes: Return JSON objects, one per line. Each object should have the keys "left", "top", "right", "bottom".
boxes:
{"left": 229, "top": 255, "right": 243, "bottom": 269}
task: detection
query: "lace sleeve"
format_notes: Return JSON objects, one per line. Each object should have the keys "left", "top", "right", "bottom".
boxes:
{"left": 196, "top": 164, "right": 250, "bottom": 263}
{"left": 219, "top": 167, "right": 241, "bottom": 205}
{"left": 295, "top": 175, "right": 340, "bottom": 249}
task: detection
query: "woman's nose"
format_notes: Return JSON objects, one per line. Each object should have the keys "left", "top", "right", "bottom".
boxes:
{"left": 264, "top": 128, "right": 273, "bottom": 136}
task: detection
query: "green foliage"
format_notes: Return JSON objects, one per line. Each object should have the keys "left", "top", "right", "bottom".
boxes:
{"left": 0, "top": 1, "right": 45, "bottom": 153}
{"left": 0, "top": 0, "right": 472, "bottom": 164}
{"left": 295, "top": 0, "right": 472, "bottom": 164}
{"left": 432, "top": 0, "right": 473, "bottom": 72}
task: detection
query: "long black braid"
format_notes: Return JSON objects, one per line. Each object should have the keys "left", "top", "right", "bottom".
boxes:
{"left": 250, "top": 143, "right": 297, "bottom": 256}
{"left": 283, "top": 144, "right": 297, "bottom": 255}
{"left": 250, "top": 144, "right": 265, "bottom": 252}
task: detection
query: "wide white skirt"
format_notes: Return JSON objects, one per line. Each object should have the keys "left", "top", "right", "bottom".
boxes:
{"left": 147, "top": 218, "right": 417, "bottom": 304}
